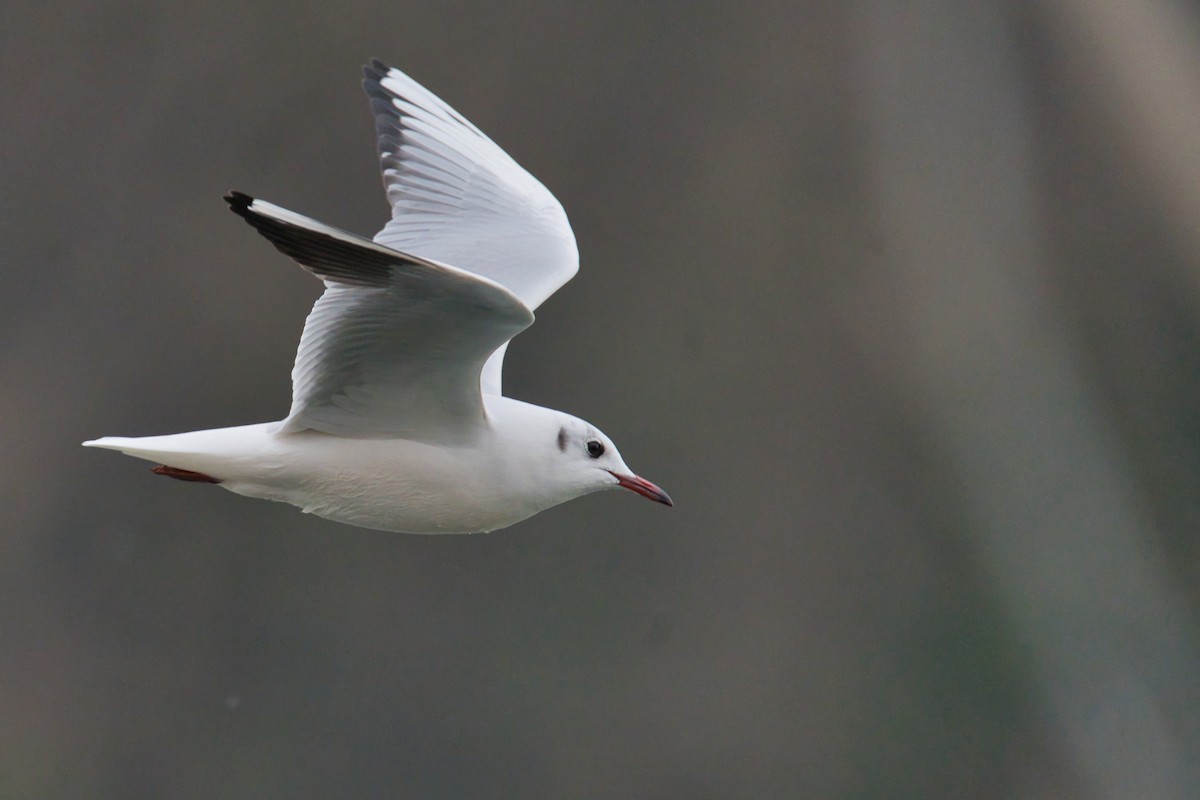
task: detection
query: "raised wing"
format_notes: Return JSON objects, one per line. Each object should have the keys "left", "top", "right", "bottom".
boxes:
{"left": 226, "top": 192, "right": 532, "bottom": 440}
{"left": 363, "top": 60, "right": 579, "bottom": 393}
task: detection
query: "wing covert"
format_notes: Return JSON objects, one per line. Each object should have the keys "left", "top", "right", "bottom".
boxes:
{"left": 226, "top": 193, "right": 532, "bottom": 440}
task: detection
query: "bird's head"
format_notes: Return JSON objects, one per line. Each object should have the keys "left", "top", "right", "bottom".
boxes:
{"left": 552, "top": 417, "right": 673, "bottom": 507}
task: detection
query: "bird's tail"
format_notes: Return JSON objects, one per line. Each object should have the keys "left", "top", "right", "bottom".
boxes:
{"left": 82, "top": 423, "right": 278, "bottom": 483}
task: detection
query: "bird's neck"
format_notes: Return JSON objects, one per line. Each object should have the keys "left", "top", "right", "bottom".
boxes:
{"left": 481, "top": 395, "right": 589, "bottom": 501}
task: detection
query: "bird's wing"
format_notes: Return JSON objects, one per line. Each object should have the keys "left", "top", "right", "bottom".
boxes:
{"left": 363, "top": 59, "right": 579, "bottom": 394}
{"left": 226, "top": 192, "right": 532, "bottom": 440}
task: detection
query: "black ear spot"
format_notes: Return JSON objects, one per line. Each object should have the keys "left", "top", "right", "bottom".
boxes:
{"left": 557, "top": 427, "right": 568, "bottom": 452}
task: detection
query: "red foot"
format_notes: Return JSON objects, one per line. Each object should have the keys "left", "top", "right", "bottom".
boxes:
{"left": 152, "top": 465, "right": 221, "bottom": 483}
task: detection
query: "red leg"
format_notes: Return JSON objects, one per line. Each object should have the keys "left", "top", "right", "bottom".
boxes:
{"left": 152, "top": 465, "right": 221, "bottom": 484}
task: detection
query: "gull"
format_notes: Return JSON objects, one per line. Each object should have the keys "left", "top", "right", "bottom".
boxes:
{"left": 83, "top": 59, "right": 672, "bottom": 534}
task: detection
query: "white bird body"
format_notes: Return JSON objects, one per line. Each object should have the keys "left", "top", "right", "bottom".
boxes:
{"left": 89, "top": 397, "right": 618, "bottom": 533}
{"left": 84, "top": 59, "right": 670, "bottom": 533}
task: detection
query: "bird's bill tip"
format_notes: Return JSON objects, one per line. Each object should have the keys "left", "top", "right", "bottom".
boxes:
{"left": 608, "top": 471, "right": 673, "bottom": 506}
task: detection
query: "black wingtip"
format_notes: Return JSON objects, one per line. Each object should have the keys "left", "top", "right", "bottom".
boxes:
{"left": 363, "top": 58, "right": 390, "bottom": 85}
{"left": 363, "top": 58, "right": 392, "bottom": 98}
{"left": 224, "top": 191, "right": 253, "bottom": 216}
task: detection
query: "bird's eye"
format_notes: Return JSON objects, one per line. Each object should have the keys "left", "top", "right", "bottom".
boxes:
{"left": 586, "top": 440, "right": 605, "bottom": 458}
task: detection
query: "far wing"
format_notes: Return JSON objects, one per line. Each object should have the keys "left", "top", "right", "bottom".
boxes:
{"left": 226, "top": 192, "right": 532, "bottom": 440}
{"left": 363, "top": 60, "right": 579, "bottom": 393}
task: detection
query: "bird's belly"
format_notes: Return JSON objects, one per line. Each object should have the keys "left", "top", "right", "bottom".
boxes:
{"left": 292, "top": 480, "right": 540, "bottom": 534}
{"left": 222, "top": 435, "right": 539, "bottom": 534}
{"left": 303, "top": 496, "right": 523, "bottom": 534}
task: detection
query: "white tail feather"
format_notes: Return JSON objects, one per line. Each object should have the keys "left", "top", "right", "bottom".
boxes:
{"left": 81, "top": 423, "right": 279, "bottom": 475}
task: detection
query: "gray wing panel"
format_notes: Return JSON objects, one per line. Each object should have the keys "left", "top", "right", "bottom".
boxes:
{"left": 227, "top": 193, "right": 532, "bottom": 439}
{"left": 363, "top": 61, "right": 579, "bottom": 371}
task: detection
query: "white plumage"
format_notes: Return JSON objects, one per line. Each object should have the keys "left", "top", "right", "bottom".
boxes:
{"left": 84, "top": 60, "right": 670, "bottom": 533}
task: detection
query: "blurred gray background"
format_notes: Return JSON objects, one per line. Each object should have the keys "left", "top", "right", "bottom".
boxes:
{"left": 5, "top": 0, "right": 1200, "bottom": 797}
